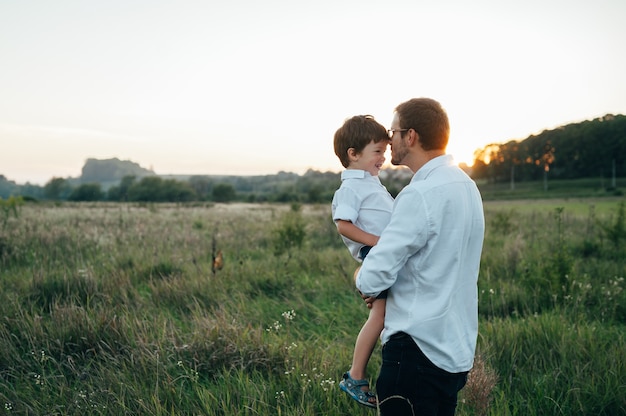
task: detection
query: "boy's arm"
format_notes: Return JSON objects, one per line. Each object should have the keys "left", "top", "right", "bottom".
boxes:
{"left": 336, "top": 219, "right": 379, "bottom": 247}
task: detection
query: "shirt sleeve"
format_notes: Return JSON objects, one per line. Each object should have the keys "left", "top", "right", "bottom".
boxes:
{"left": 332, "top": 186, "right": 360, "bottom": 223}
{"left": 356, "top": 188, "right": 429, "bottom": 296}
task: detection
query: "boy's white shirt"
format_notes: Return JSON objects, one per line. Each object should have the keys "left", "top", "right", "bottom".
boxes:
{"left": 331, "top": 169, "right": 394, "bottom": 262}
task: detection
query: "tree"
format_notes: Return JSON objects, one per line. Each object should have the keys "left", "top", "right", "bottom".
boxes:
{"left": 128, "top": 177, "right": 164, "bottom": 201}
{"left": 126, "top": 176, "right": 197, "bottom": 202}
{"left": 212, "top": 183, "right": 236, "bottom": 202}
{"left": 44, "top": 177, "right": 71, "bottom": 200}
{"left": 68, "top": 183, "right": 104, "bottom": 201}
{"left": 107, "top": 175, "right": 137, "bottom": 201}
{"left": 188, "top": 176, "right": 214, "bottom": 200}
{"left": 160, "top": 179, "right": 196, "bottom": 202}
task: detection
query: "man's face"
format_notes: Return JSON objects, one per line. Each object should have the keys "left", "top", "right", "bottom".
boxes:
{"left": 389, "top": 113, "right": 409, "bottom": 166}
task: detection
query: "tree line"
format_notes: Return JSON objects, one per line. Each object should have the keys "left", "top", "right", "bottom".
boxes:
{"left": 471, "top": 114, "right": 626, "bottom": 185}
{"left": 1, "top": 113, "right": 624, "bottom": 202}
{"left": 0, "top": 168, "right": 415, "bottom": 203}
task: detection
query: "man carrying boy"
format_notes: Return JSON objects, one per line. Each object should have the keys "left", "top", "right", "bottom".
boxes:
{"left": 356, "top": 98, "right": 485, "bottom": 415}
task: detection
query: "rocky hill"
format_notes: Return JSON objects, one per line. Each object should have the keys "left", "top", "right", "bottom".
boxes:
{"left": 80, "top": 158, "right": 155, "bottom": 183}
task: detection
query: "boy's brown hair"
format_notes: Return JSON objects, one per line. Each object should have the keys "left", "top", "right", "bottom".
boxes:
{"left": 334, "top": 115, "right": 389, "bottom": 168}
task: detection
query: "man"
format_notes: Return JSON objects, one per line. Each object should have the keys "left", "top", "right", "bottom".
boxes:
{"left": 356, "top": 98, "right": 485, "bottom": 415}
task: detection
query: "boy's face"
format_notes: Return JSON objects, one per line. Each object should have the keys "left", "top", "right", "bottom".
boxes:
{"left": 348, "top": 140, "right": 389, "bottom": 176}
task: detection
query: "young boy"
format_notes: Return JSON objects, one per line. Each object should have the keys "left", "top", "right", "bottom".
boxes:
{"left": 331, "top": 115, "right": 394, "bottom": 408}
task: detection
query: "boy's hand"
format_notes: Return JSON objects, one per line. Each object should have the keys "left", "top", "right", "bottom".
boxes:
{"left": 359, "top": 291, "right": 376, "bottom": 309}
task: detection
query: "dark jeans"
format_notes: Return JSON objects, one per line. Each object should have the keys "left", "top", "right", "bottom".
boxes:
{"left": 376, "top": 332, "right": 468, "bottom": 416}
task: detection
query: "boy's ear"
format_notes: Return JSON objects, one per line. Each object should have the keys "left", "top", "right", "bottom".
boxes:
{"left": 347, "top": 147, "right": 359, "bottom": 161}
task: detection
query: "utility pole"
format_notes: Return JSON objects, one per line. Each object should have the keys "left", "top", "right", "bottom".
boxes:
{"left": 510, "top": 165, "right": 515, "bottom": 191}
{"left": 612, "top": 159, "right": 616, "bottom": 189}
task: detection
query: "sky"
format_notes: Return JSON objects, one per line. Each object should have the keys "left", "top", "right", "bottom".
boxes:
{"left": 1, "top": 0, "right": 625, "bottom": 185}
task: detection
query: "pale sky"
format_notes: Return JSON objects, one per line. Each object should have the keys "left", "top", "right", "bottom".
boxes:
{"left": 1, "top": 0, "right": 625, "bottom": 185}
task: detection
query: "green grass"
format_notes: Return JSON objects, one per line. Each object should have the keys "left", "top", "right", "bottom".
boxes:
{"left": 0, "top": 199, "right": 625, "bottom": 415}
{"left": 477, "top": 177, "right": 625, "bottom": 200}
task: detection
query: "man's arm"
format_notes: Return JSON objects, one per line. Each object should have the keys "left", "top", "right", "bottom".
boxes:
{"left": 356, "top": 189, "right": 427, "bottom": 297}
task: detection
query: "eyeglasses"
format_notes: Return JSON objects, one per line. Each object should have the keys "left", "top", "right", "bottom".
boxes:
{"left": 387, "top": 128, "right": 408, "bottom": 138}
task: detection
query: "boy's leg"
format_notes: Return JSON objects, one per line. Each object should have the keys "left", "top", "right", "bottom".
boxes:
{"left": 342, "top": 264, "right": 385, "bottom": 407}
{"left": 349, "top": 299, "right": 386, "bottom": 380}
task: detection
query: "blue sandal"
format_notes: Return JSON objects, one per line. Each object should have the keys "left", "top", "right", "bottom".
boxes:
{"left": 339, "top": 371, "right": 377, "bottom": 408}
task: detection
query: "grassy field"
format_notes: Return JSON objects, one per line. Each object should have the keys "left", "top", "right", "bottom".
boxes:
{"left": 0, "top": 198, "right": 625, "bottom": 415}
{"left": 477, "top": 177, "right": 625, "bottom": 201}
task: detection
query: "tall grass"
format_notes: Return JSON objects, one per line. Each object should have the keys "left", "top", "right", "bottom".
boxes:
{"left": 0, "top": 199, "right": 624, "bottom": 415}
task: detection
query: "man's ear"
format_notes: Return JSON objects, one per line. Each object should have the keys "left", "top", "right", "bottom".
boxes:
{"left": 408, "top": 129, "right": 419, "bottom": 147}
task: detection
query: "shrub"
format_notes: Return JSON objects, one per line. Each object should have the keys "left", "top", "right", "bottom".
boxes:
{"left": 272, "top": 203, "right": 306, "bottom": 257}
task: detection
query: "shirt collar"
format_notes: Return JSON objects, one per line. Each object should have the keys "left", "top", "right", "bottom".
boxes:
{"left": 412, "top": 154, "right": 454, "bottom": 182}
{"left": 341, "top": 169, "right": 374, "bottom": 180}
